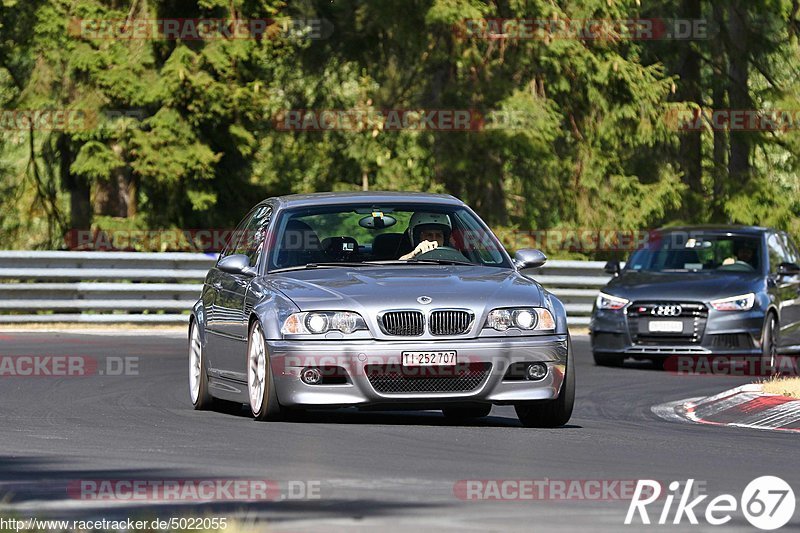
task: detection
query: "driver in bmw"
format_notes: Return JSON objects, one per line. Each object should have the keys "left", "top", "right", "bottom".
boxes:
{"left": 399, "top": 212, "right": 452, "bottom": 260}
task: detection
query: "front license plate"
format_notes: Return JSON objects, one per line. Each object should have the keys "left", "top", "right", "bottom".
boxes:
{"left": 648, "top": 320, "right": 684, "bottom": 333}
{"left": 402, "top": 351, "right": 457, "bottom": 366}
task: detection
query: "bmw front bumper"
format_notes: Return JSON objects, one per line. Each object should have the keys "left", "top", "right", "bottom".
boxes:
{"left": 266, "top": 335, "right": 568, "bottom": 408}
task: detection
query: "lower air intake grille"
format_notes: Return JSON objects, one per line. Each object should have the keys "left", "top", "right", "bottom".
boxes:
{"left": 710, "top": 333, "right": 754, "bottom": 350}
{"left": 365, "top": 363, "right": 492, "bottom": 394}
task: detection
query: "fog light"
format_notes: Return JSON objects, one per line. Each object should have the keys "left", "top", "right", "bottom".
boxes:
{"left": 526, "top": 363, "right": 548, "bottom": 381}
{"left": 301, "top": 367, "right": 323, "bottom": 385}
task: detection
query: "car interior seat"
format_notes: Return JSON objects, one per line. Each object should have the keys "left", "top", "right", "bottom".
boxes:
{"left": 320, "top": 236, "right": 360, "bottom": 262}
{"left": 275, "top": 219, "right": 322, "bottom": 268}
{"left": 371, "top": 233, "right": 405, "bottom": 260}
{"left": 666, "top": 249, "right": 701, "bottom": 270}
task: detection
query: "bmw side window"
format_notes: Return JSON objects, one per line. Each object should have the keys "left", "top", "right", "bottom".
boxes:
{"left": 452, "top": 211, "right": 502, "bottom": 265}
{"left": 234, "top": 206, "right": 272, "bottom": 268}
{"left": 220, "top": 211, "right": 255, "bottom": 260}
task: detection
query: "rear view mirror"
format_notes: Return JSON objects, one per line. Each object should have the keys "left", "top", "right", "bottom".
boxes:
{"left": 359, "top": 214, "right": 397, "bottom": 229}
{"left": 604, "top": 260, "right": 621, "bottom": 276}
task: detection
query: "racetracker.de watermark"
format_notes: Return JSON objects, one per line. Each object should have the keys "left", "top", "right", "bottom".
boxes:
{"left": 67, "top": 479, "right": 321, "bottom": 501}
{"left": 68, "top": 18, "right": 332, "bottom": 40}
{"left": 64, "top": 228, "right": 241, "bottom": 252}
{"left": 453, "top": 479, "right": 707, "bottom": 501}
{"left": 500, "top": 229, "right": 653, "bottom": 254}
{"left": 0, "top": 109, "right": 147, "bottom": 132}
{"left": 666, "top": 109, "right": 800, "bottom": 132}
{"left": 272, "top": 109, "right": 540, "bottom": 132}
{"left": 0, "top": 356, "right": 138, "bottom": 377}
{"left": 0, "top": 109, "right": 95, "bottom": 131}
{"left": 665, "top": 355, "right": 799, "bottom": 377}
{"left": 457, "top": 18, "right": 709, "bottom": 41}
{"left": 277, "top": 355, "right": 502, "bottom": 378}
{"left": 64, "top": 227, "right": 722, "bottom": 254}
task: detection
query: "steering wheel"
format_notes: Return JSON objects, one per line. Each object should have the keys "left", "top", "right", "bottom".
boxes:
{"left": 717, "top": 260, "right": 756, "bottom": 272}
{"left": 413, "top": 246, "right": 469, "bottom": 262}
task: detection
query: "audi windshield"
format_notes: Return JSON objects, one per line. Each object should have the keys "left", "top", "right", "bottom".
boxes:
{"left": 627, "top": 233, "right": 763, "bottom": 273}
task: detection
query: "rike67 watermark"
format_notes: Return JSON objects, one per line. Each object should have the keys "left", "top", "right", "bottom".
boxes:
{"left": 626, "top": 476, "right": 795, "bottom": 530}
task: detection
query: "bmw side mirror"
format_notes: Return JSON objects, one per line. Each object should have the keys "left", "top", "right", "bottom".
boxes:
{"left": 514, "top": 249, "right": 547, "bottom": 270}
{"left": 604, "top": 260, "right": 621, "bottom": 276}
{"left": 218, "top": 254, "right": 257, "bottom": 277}
{"left": 777, "top": 262, "right": 800, "bottom": 277}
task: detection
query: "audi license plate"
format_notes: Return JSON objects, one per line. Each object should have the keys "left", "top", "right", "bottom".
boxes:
{"left": 648, "top": 320, "right": 684, "bottom": 333}
{"left": 402, "top": 351, "right": 457, "bottom": 366}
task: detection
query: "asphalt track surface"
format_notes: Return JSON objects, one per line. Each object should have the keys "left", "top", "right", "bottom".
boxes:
{"left": 0, "top": 332, "right": 798, "bottom": 532}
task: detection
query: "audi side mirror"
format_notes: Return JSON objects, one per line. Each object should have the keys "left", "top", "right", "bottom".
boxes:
{"left": 604, "top": 260, "right": 621, "bottom": 276}
{"left": 514, "top": 249, "right": 547, "bottom": 270}
{"left": 777, "top": 262, "right": 800, "bottom": 277}
{"left": 218, "top": 254, "right": 257, "bottom": 276}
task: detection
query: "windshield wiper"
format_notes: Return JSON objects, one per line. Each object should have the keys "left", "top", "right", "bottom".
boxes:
{"left": 356, "top": 259, "right": 477, "bottom": 266}
{"left": 407, "top": 258, "right": 476, "bottom": 266}
{"left": 271, "top": 259, "right": 478, "bottom": 273}
{"left": 270, "top": 262, "right": 376, "bottom": 273}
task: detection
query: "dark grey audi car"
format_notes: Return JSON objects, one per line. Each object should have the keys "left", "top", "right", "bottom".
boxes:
{"left": 590, "top": 226, "right": 800, "bottom": 369}
{"left": 190, "top": 192, "right": 574, "bottom": 427}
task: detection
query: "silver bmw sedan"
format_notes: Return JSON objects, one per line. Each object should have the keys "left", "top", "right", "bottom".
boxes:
{"left": 189, "top": 192, "right": 574, "bottom": 427}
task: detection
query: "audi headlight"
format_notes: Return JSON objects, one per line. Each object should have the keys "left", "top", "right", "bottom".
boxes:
{"left": 485, "top": 308, "right": 555, "bottom": 331}
{"left": 281, "top": 311, "right": 367, "bottom": 335}
{"left": 710, "top": 293, "right": 755, "bottom": 311}
{"left": 596, "top": 292, "right": 629, "bottom": 310}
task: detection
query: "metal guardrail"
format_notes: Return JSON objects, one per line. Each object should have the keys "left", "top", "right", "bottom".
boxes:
{"left": 522, "top": 261, "right": 611, "bottom": 326}
{"left": 0, "top": 252, "right": 611, "bottom": 326}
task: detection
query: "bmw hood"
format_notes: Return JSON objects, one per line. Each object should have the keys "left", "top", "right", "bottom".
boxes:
{"left": 268, "top": 266, "right": 546, "bottom": 313}
{"left": 604, "top": 271, "right": 763, "bottom": 302}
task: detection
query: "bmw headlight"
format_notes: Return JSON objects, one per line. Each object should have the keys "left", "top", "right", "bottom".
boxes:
{"left": 710, "top": 293, "right": 755, "bottom": 311}
{"left": 281, "top": 311, "right": 367, "bottom": 335}
{"left": 485, "top": 308, "right": 555, "bottom": 331}
{"left": 596, "top": 292, "right": 629, "bottom": 310}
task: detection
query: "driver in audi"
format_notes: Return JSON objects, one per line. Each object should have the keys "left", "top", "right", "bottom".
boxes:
{"left": 722, "top": 241, "right": 757, "bottom": 268}
{"left": 399, "top": 212, "right": 452, "bottom": 260}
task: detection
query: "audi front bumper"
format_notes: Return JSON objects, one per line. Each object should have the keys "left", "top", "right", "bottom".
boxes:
{"left": 590, "top": 308, "right": 765, "bottom": 358}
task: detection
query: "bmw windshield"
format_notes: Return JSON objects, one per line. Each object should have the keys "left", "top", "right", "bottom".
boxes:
{"left": 268, "top": 203, "right": 512, "bottom": 271}
{"left": 627, "top": 232, "right": 763, "bottom": 273}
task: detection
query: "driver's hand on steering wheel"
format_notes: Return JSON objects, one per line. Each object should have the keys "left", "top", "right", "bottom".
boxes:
{"left": 400, "top": 240, "right": 438, "bottom": 260}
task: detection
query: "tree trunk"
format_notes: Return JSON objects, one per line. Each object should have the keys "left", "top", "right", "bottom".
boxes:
{"left": 727, "top": 1, "right": 751, "bottom": 193}
{"left": 678, "top": 0, "right": 703, "bottom": 222}
{"left": 127, "top": 173, "right": 138, "bottom": 217}
{"left": 94, "top": 144, "right": 133, "bottom": 217}
{"left": 711, "top": 1, "right": 728, "bottom": 222}
{"left": 94, "top": 177, "right": 122, "bottom": 216}
{"left": 58, "top": 134, "right": 91, "bottom": 230}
